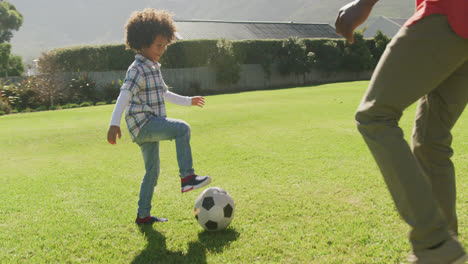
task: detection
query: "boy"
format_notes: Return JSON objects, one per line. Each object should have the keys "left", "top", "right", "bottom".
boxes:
{"left": 335, "top": 0, "right": 467, "bottom": 263}
{"left": 107, "top": 9, "right": 211, "bottom": 225}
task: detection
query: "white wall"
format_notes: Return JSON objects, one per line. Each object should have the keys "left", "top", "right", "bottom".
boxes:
{"left": 1, "top": 64, "right": 372, "bottom": 95}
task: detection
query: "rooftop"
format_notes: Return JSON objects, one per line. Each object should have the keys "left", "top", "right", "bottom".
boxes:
{"left": 174, "top": 20, "right": 340, "bottom": 40}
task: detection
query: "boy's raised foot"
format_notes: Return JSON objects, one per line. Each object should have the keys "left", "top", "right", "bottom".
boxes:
{"left": 181, "top": 174, "right": 211, "bottom": 193}
{"left": 135, "top": 215, "right": 168, "bottom": 225}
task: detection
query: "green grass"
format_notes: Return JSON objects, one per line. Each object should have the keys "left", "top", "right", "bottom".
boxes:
{"left": 1, "top": 81, "right": 467, "bottom": 263}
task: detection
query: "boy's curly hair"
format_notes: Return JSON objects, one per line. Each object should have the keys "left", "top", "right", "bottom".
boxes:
{"left": 125, "top": 9, "right": 177, "bottom": 51}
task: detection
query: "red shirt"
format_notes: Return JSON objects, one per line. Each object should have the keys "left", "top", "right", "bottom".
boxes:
{"left": 404, "top": 0, "right": 468, "bottom": 38}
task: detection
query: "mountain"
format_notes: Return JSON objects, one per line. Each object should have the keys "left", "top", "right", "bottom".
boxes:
{"left": 8, "top": 0, "right": 414, "bottom": 66}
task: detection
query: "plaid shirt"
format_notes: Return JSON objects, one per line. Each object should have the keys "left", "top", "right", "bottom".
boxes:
{"left": 122, "top": 54, "right": 168, "bottom": 141}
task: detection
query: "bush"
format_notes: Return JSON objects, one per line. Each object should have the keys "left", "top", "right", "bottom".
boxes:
{"left": 38, "top": 44, "right": 135, "bottom": 72}
{"left": 312, "top": 40, "right": 343, "bottom": 71}
{"left": 278, "top": 37, "right": 314, "bottom": 75}
{"left": 0, "top": 100, "right": 11, "bottom": 114}
{"left": 1, "top": 81, "right": 21, "bottom": 107}
{"left": 161, "top": 40, "right": 218, "bottom": 69}
{"left": 342, "top": 32, "right": 373, "bottom": 72}
{"left": 19, "top": 77, "right": 61, "bottom": 109}
{"left": 36, "top": 36, "right": 387, "bottom": 94}
{"left": 2, "top": 76, "right": 65, "bottom": 110}
{"left": 62, "top": 103, "right": 79, "bottom": 109}
{"left": 66, "top": 74, "right": 98, "bottom": 103}
{"left": 101, "top": 81, "right": 120, "bottom": 103}
{"left": 208, "top": 39, "right": 240, "bottom": 84}
{"left": 0, "top": 110, "right": 5, "bottom": 115}
{"left": 35, "top": 105, "right": 48, "bottom": 111}
{"left": 79, "top": 101, "right": 93, "bottom": 107}
{"left": 369, "top": 30, "right": 391, "bottom": 67}
{"left": 96, "top": 102, "right": 107, "bottom": 106}
{"left": 232, "top": 39, "right": 282, "bottom": 77}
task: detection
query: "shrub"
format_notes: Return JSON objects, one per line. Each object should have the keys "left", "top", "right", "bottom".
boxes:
{"left": 101, "top": 81, "right": 120, "bottom": 103}
{"left": 208, "top": 39, "right": 241, "bottom": 84}
{"left": 38, "top": 44, "right": 135, "bottom": 72}
{"left": 232, "top": 39, "right": 282, "bottom": 77}
{"left": 1, "top": 81, "right": 21, "bottom": 107}
{"left": 62, "top": 103, "right": 79, "bottom": 109}
{"left": 20, "top": 76, "right": 63, "bottom": 109}
{"left": 0, "top": 100, "right": 11, "bottom": 114}
{"left": 96, "top": 102, "right": 107, "bottom": 106}
{"left": 370, "top": 30, "right": 391, "bottom": 67}
{"left": 342, "top": 32, "right": 373, "bottom": 72}
{"left": 0, "top": 110, "right": 5, "bottom": 115}
{"left": 3, "top": 75, "right": 66, "bottom": 110}
{"left": 312, "top": 40, "right": 343, "bottom": 71}
{"left": 66, "top": 74, "right": 98, "bottom": 103}
{"left": 161, "top": 40, "right": 218, "bottom": 68}
{"left": 278, "top": 37, "right": 315, "bottom": 75}
{"left": 35, "top": 105, "right": 48, "bottom": 111}
{"left": 79, "top": 101, "right": 93, "bottom": 107}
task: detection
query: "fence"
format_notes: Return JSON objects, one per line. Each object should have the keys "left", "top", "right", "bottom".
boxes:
{"left": 1, "top": 64, "right": 372, "bottom": 96}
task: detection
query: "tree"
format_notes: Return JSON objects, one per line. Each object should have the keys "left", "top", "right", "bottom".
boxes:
{"left": 7, "top": 54, "right": 23, "bottom": 76}
{"left": 0, "top": 1, "right": 23, "bottom": 43}
{"left": 0, "top": 1, "right": 23, "bottom": 76}
{"left": 0, "top": 42, "right": 10, "bottom": 75}
{"left": 278, "top": 37, "right": 315, "bottom": 76}
{"left": 342, "top": 31, "right": 373, "bottom": 72}
{"left": 372, "top": 30, "right": 391, "bottom": 65}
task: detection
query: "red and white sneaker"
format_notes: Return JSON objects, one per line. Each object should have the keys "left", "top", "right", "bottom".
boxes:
{"left": 181, "top": 174, "right": 211, "bottom": 193}
{"left": 135, "top": 215, "right": 168, "bottom": 225}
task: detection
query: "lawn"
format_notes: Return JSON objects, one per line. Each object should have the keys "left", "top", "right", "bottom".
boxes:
{"left": 1, "top": 81, "right": 467, "bottom": 263}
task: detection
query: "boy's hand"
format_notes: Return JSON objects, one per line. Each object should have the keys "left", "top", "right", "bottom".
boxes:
{"left": 191, "top": 96, "right": 205, "bottom": 108}
{"left": 107, "top": 125, "right": 121, "bottom": 145}
{"left": 335, "top": 0, "right": 377, "bottom": 44}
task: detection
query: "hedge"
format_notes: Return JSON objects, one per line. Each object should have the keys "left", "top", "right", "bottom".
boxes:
{"left": 38, "top": 31, "right": 390, "bottom": 75}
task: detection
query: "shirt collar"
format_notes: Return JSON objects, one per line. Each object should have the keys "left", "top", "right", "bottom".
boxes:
{"left": 135, "top": 54, "right": 161, "bottom": 70}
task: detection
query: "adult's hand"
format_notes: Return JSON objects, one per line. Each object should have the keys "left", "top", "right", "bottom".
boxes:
{"left": 335, "top": 0, "right": 378, "bottom": 43}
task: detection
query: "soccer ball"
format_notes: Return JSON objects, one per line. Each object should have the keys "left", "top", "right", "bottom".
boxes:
{"left": 194, "top": 187, "right": 235, "bottom": 231}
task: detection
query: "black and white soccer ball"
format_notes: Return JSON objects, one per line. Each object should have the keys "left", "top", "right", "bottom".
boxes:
{"left": 194, "top": 187, "right": 235, "bottom": 231}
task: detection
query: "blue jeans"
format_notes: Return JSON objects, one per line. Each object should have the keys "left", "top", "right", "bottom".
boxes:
{"left": 134, "top": 117, "right": 195, "bottom": 217}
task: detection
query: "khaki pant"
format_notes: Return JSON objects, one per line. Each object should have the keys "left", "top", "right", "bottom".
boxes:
{"left": 355, "top": 14, "right": 468, "bottom": 250}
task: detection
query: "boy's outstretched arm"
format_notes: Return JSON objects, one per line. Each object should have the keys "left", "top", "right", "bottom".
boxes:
{"left": 165, "top": 91, "right": 205, "bottom": 108}
{"left": 335, "top": 0, "right": 378, "bottom": 43}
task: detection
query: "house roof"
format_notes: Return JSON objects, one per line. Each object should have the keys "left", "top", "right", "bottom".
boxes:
{"left": 387, "top": 18, "right": 408, "bottom": 27}
{"left": 174, "top": 20, "right": 340, "bottom": 40}
{"left": 363, "top": 16, "right": 408, "bottom": 38}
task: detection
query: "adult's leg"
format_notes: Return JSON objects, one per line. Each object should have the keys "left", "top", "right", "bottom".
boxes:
{"left": 355, "top": 15, "right": 468, "bottom": 250}
{"left": 412, "top": 62, "right": 468, "bottom": 236}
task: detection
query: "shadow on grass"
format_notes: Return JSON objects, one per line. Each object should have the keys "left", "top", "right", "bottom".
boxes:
{"left": 131, "top": 225, "right": 240, "bottom": 264}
